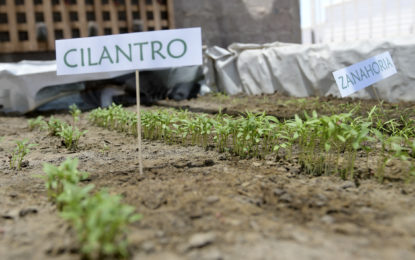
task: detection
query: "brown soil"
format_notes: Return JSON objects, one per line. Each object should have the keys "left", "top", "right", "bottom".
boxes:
{"left": 1, "top": 94, "right": 415, "bottom": 260}
{"left": 158, "top": 92, "right": 415, "bottom": 120}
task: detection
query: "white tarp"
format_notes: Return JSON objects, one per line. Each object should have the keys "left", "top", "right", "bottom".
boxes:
{"left": 204, "top": 38, "right": 415, "bottom": 102}
{"left": 0, "top": 60, "right": 129, "bottom": 113}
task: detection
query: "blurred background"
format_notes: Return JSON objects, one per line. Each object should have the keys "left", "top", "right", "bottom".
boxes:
{"left": 2, "top": 0, "right": 415, "bottom": 114}
{"left": 301, "top": 0, "right": 415, "bottom": 44}
{"left": 1, "top": 0, "right": 415, "bottom": 58}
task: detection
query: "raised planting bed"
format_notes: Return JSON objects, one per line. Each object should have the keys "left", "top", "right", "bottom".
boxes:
{"left": 1, "top": 94, "right": 415, "bottom": 259}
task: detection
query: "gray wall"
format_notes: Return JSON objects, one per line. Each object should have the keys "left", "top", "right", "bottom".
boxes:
{"left": 173, "top": 0, "right": 301, "bottom": 47}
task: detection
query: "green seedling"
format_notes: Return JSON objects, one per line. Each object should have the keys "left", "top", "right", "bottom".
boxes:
{"left": 99, "top": 143, "right": 110, "bottom": 155}
{"left": 58, "top": 124, "right": 87, "bottom": 150}
{"left": 69, "top": 190, "right": 142, "bottom": 258}
{"left": 43, "top": 158, "right": 141, "bottom": 258}
{"left": 9, "top": 139, "right": 36, "bottom": 170}
{"left": 57, "top": 181, "right": 95, "bottom": 228}
{"left": 27, "top": 116, "right": 47, "bottom": 131}
{"left": 42, "top": 158, "right": 89, "bottom": 204}
{"left": 47, "top": 116, "right": 67, "bottom": 136}
{"left": 69, "top": 104, "right": 81, "bottom": 126}
{"left": 57, "top": 181, "right": 95, "bottom": 211}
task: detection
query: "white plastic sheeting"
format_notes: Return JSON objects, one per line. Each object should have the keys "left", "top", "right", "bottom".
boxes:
{"left": 205, "top": 38, "right": 415, "bottom": 102}
{"left": 0, "top": 60, "right": 129, "bottom": 113}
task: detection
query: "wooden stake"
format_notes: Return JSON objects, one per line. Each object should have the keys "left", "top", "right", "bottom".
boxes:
{"left": 135, "top": 70, "right": 144, "bottom": 175}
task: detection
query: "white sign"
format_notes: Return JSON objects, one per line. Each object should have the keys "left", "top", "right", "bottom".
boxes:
{"left": 332, "top": 52, "right": 397, "bottom": 97}
{"left": 56, "top": 28, "right": 202, "bottom": 75}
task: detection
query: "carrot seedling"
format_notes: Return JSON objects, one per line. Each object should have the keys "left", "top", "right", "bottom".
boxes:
{"left": 27, "top": 116, "right": 47, "bottom": 131}
{"left": 58, "top": 124, "right": 87, "bottom": 151}
{"left": 9, "top": 139, "right": 36, "bottom": 170}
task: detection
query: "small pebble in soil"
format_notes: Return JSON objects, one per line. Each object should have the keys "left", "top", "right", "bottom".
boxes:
{"left": 287, "top": 166, "right": 300, "bottom": 174}
{"left": 218, "top": 155, "right": 227, "bottom": 161}
{"left": 340, "top": 181, "right": 355, "bottom": 190}
{"left": 273, "top": 188, "right": 286, "bottom": 196}
{"left": 266, "top": 161, "right": 277, "bottom": 166}
{"left": 321, "top": 215, "right": 335, "bottom": 224}
{"left": 248, "top": 197, "right": 264, "bottom": 207}
{"left": 159, "top": 237, "right": 170, "bottom": 245}
{"left": 1, "top": 209, "right": 19, "bottom": 220}
{"left": 206, "top": 196, "right": 220, "bottom": 204}
{"left": 20, "top": 160, "right": 29, "bottom": 168}
{"left": 141, "top": 241, "right": 156, "bottom": 254}
{"left": 311, "top": 194, "right": 327, "bottom": 207}
{"left": 19, "top": 208, "right": 38, "bottom": 217}
{"left": 1, "top": 214, "right": 15, "bottom": 220}
{"left": 187, "top": 232, "right": 216, "bottom": 249}
{"left": 333, "top": 223, "right": 359, "bottom": 235}
{"left": 9, "top": 192, "right": 18, "bottom": 199}
{"left": 155, "top": 230, "right": 165, "bottom": 238}
{"left": 204, "top": 159, "right": 215, "bottom": 167}
{"left": 252, "top": 162, "right": 262, "bottom": 167}
{"left": 279, "top": 193, "right": 293, "bottom": 203}
{"left": 386, "top": 160, "right": 395, "bottom": 167}
{"left": 190, "top": 210, "right": 204, "bottom": 219}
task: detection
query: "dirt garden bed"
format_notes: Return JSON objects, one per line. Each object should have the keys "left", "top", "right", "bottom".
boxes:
{"left": 1, "top": 93, "right": 415, "bottom": 260}
{"left": 158, "top": 92, "right": 415, "bottom": 119}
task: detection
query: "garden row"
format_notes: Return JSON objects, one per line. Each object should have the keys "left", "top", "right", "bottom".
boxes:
{"left": 9, "top": 105, "right": 85, "bottom": 171}
{"left": 6, "top": 105, "right": 140, "bottom": 259}
{"left": 89, "top": 104, "right": 415, "bottom": 181}
{"left": 42, "top": 158, "right": 141, "bottom": 258}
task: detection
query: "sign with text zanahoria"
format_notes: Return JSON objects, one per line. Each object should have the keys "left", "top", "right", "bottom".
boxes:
{"left": 56, "top": 28, "right": 202, "bottom": 75}
{"left": 332, "top": 52, "right": 397, "bottom": 97}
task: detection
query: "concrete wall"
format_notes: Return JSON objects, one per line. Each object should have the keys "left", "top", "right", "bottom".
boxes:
{"left": 173, "top": 0, "right": 301, "bottom": 47}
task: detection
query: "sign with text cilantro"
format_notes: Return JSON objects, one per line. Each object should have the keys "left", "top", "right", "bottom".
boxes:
{"left": 332, "top": 52, "right": 397, "bottom": 97}
{"left": 56, "top": 28, "right": 202, "bottom": 75}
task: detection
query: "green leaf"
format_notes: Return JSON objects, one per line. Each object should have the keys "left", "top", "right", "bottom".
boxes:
{"left": 352, "top": 141, "right": 360, "bottom": 150}
{"left": 324, "top": 142, "right": 331, "bottom": 152}
{"left": 337, "top": 135, "right": 346, "bottom": 143}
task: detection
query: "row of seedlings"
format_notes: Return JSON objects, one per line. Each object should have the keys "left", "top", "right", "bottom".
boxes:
{"left": 28, "top": 104, "right": 87, "bottom": 150}
{"left": 88, "top": 104, "right": 415, "bottom": 181}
